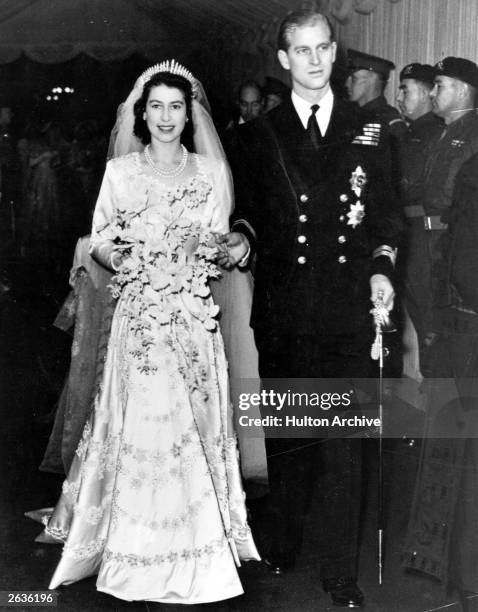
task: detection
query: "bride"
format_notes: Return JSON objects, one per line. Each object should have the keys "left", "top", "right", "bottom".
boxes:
{"left": 37, "top": 60, "right": 259, "bottom": 603}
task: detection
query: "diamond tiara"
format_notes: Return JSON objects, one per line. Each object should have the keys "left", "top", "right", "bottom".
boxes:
{"left": 138, "top": 59, "right": 198, "bottom": 94}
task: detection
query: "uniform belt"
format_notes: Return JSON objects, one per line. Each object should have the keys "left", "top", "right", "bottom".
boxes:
{"left": 403, "top": 205, "right": 448, "bottom": 230}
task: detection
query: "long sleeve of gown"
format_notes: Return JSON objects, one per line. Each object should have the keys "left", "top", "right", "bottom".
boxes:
{"left": 89, "top": 161, "right": 118, "bottom": 271}
{"left": 209, "top": 158, "right": 233, "bottom": 235}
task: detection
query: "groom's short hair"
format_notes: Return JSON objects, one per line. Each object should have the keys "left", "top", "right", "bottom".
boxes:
{"left": 277, "top": 9, "right": 335, "bottom": 51}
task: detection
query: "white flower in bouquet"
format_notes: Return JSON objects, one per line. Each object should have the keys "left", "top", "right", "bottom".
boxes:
{"left": 102, "top": 180, "right": 221, "bottom": 373}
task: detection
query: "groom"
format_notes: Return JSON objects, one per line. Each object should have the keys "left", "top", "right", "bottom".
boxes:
{"left": 218, "top": 9, "right": 402, "bottom": 608}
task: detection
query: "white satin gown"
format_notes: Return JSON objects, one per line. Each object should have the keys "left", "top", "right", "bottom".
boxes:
{"left": 41, "top": 152, "right": 259, "bottom": 603}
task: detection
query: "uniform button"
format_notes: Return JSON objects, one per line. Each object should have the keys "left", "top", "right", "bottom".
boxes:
{"left": 297, "top": 235, "right": 307, "bottom": 243}
{"left": 340, "top": 194, "right": 349, "bottom": 203}
{"left": 338, "top": 255, "right": 347, "bottom": 264}
{"left": 298, "top": 256, "right": 307, "bottom": 264}
{"left": 338, "top": 235, "right": 346, "bottom": 244}
{"left": 299, "top": 214, "right": 308, "bottom": 222}
{"left": 339, "top": 215, "right": 345, "bottom": 222}
{"left": 300, "top": 194, "right": 309, "bottom": 203}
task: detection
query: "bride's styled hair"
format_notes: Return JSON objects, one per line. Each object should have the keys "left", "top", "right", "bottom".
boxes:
{"left": 132, "top": 72, "right": 193, "bottom": 145}
{"left": 108, "top": 59, "right": 230, "bottom": 181}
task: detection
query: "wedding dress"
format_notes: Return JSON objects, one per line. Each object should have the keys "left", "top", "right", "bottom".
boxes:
{"left": 39, "top": 151, "right": 259, "bottom": 603}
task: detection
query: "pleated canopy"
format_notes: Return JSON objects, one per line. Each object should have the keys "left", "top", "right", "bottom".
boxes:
{"left": 0, "top": 0, "right": 295, "bottom": 64}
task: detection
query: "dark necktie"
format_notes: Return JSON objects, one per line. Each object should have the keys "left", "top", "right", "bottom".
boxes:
{"left": 307, "top": 104, "right": 321, "bottom": 150}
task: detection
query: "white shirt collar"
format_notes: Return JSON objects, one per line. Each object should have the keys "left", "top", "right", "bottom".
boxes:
{"left": 291, "top": 86, "right": 334, "bottom": 136}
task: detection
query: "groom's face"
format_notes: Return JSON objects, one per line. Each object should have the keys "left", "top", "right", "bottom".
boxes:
{"left": 278, "top": 21, "right": 336, "bottom": 98}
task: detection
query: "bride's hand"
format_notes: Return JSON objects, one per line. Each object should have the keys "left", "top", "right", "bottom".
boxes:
{"left": 210, "top": 232, "right": 229, "bottom": 254}
{"left": 214, "top": 232, "right": 249, "bottom": 269}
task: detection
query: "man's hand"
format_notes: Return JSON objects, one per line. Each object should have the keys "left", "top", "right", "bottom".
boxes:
{"left": 215, "top": 232, "right": 250, "bottom": 269}
{"left": 370, "top": 273, "right": 394, "bottom": 310}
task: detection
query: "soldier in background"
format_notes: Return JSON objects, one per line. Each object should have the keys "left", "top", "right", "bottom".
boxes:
{"left": 396, "top": 62, "right": 442, "bottom": 190}
{"left": 410, "top": 57, "right": 478, "bottom": 373}
{"left": 346, "top": 49, "right": 407, "bottom": 145}
{"left": 404, "top": 150, "right": 478, "bottom": 612}
{"left": 396, "top": 63, "right": 443, "bottom": 373}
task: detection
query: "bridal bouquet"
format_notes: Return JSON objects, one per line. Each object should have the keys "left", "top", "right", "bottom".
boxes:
{"left": 100, "top": 197, "right": 221, "bottom": 373}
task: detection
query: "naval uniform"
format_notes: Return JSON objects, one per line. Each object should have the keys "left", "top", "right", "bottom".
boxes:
{"left": 231, "top": 91, "right": 402, "bottom": 579}
{"left": 362, "top": 94, "right": 407, "bottom": 142}
{"left": 362, "top": 95, "right": 407, "bottom": 192}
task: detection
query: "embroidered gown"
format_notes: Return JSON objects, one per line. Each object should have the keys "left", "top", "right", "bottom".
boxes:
{"left": 42, "top": 152, "right": 259, "bottom": 603}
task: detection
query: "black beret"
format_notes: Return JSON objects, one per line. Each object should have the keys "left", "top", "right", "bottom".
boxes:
{"left": 347, "top": 49, "right": 395, "bottom": 80}
{"left": 434, "top": 56, "right": 478, "bottom": 88}
{"left": 399, "top": 63, "right": 436, "bottom": 86}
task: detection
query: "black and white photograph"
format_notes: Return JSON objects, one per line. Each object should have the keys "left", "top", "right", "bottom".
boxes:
{"left": 1, "top": 1, "right": 478, "bottom": 611}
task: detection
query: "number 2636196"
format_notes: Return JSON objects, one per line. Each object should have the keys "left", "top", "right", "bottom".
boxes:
{"left": 0, "top": 591, "right": 58, "bottom": 606}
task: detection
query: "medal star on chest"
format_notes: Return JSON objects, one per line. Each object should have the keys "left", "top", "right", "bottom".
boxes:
{"left": 349, "top": 165, "right": 367, "bottom": 196}
{"left": 346, "top": 166, "right": 367, "bottom": 228}
{"left": 347, "top": 201, "right": 365, "bottom": 228}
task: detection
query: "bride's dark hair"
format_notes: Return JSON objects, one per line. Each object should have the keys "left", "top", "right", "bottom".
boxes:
{"left": 133, "top": 72, "right": 193, "bottom": 146}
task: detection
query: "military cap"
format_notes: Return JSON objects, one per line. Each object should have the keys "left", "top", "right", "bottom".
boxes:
{"left": 347, "top": 49, "right": 395, "bottom": 80}
{"left": 434, "top": 56, "right": 478, "bottom": 88}
{"left": 263, "top": 76, "right": 290, "bottom": 98}
{"left": 399, "top": 63, "right": 436, "bottom": 87}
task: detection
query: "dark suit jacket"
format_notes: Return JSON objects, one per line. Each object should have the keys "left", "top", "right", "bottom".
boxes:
{"left": 231, "top": 95, "right": 403, "bottom": 339}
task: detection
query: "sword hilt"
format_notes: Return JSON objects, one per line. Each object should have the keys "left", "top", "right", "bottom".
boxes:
{"left": 371, "top": 289, "right": 396, "bottom": 333}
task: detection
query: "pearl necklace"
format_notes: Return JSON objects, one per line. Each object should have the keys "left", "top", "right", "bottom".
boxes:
{"left": 144, "top": 144, "right": 188, "bottom": 178}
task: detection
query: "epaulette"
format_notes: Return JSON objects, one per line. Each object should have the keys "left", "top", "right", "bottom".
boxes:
{"left": 352, "top": 123, "right": 381, "bottom": 146}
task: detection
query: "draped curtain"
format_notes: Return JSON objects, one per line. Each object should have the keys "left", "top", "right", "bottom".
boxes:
{"left": 0, "top": 0, "right": 176, "bottom": 64}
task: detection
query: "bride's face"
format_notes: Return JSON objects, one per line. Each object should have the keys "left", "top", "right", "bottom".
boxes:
{"left": 143, "top": 84, "right": 187, "bottom": 144}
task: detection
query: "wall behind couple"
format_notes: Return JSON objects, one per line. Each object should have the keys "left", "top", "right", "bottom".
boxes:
{"left": 197, "top": 0, "right": 478, "bottom": 111}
